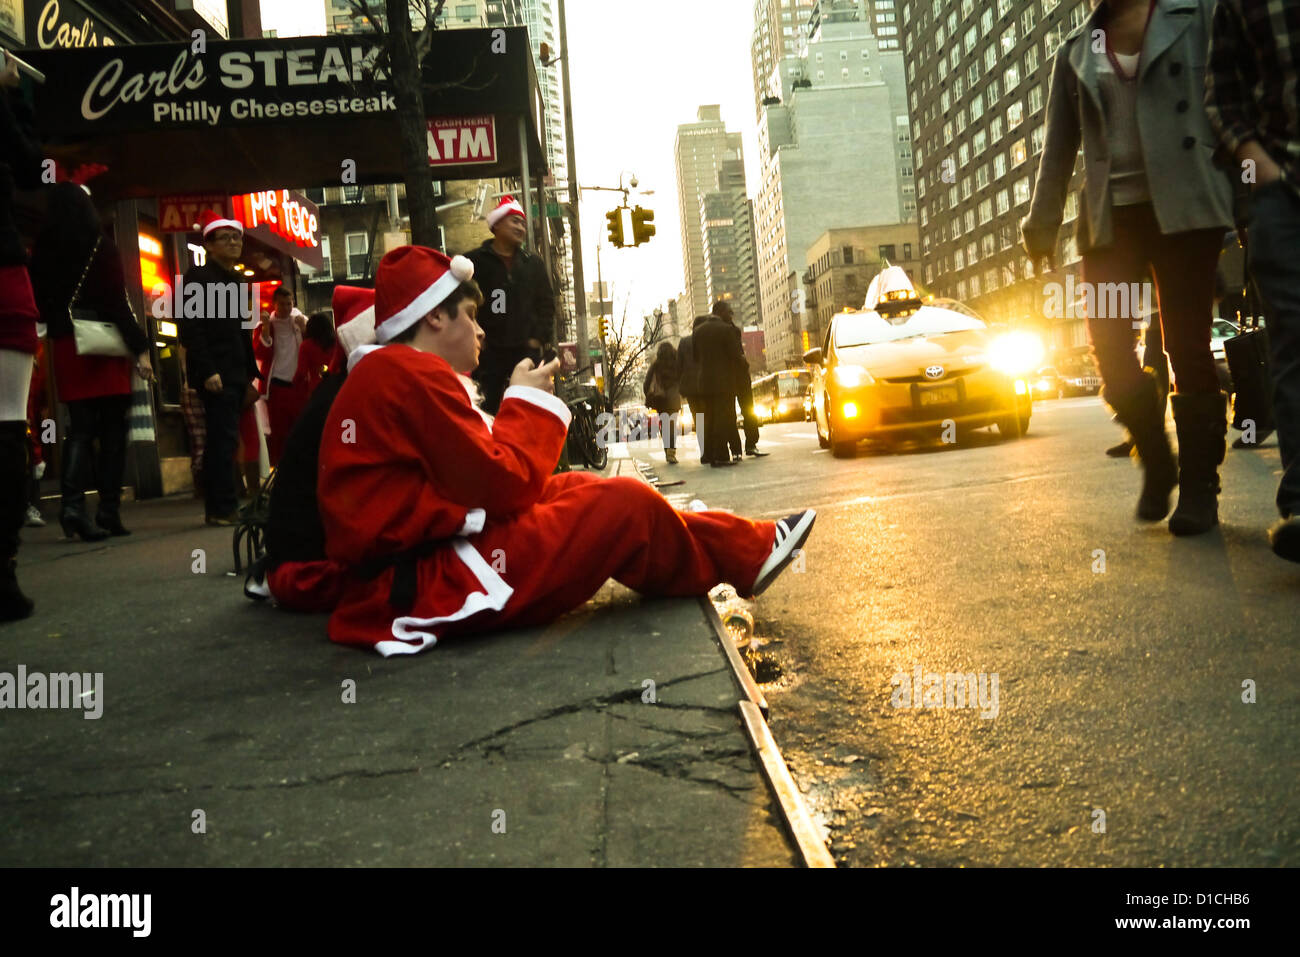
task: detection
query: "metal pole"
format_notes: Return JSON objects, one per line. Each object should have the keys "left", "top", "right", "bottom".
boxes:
{"left": 518, "top": 115, "right": 533, "bottom": 256}
{"left": 558, "top": 0, "right": 588, "bottom": 357}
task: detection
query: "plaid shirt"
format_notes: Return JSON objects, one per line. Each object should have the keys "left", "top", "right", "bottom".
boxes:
{"left": 1205, "top": 0, "right": 1300, "bottom": 197}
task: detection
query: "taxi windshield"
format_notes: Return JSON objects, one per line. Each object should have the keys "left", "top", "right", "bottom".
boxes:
{"left": 835, "top": 306, "right": 986, "bottom": 348}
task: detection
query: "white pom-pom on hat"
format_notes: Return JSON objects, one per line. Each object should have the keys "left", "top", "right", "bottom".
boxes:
{"left": 450, "top": 254, "right": 475, "bottom": 283}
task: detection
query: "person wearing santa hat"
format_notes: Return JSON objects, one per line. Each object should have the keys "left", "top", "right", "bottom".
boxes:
{"left": 316, "top": 244, "right": 816, "bottom": 657}
{"left": 464, "top": 194, "right": 556, "bottom": 415}
{"left": 178, "top": 210, "right": 261, "bottom": 525}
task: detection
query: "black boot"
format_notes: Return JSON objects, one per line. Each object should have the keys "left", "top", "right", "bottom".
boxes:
{"left": 0, "top": 421, "right": 34, "bottom": 622}
{"left": 1105, "top": 374, "right": 1177, "bottom": 522}
{"left": 94, "top": 416, "right": 130, "bottom": 536}
{"left": 1169, "top": 392, "right": 1228, "bottom": 537}
{"left": 59, "top": 434, "right": 109, "bottom": 542}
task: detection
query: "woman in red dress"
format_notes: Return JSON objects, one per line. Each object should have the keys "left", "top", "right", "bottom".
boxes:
{"left": 0, "top": 55, "right": 45, "bottom": 621}
{"left": 29, "top": 182, "right": 153, "bottom": 540}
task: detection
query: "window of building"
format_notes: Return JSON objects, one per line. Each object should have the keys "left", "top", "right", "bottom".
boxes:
{"left": 1013, "top": 176, "right": 1031, "bottom": 205}
{"left": 1028, "top": 84, "right": 1044, "bottom": 114}
{"left": 304, "top": 235, "right": 332, "bottom": 282}
{"left": 1010, "top": 137, "right": 1028, "bottom": 167}
{"left": 345, "top": 232, "right": 369, "bottom": 279}
{"left": 1024, "top": 44, "right": 1040, "bottom": 74}
{"left": 996, "top": 188, "right": 1010, "bottom": 215}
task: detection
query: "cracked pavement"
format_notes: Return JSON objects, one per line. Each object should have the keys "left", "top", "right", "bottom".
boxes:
{"left": 1, "top": 498, "right": 796, "bottom": 867}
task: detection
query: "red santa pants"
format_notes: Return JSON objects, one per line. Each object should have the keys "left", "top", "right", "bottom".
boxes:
{"left": 267, "top": 380, "right": 308, "bottom": 465}
{"left": 267, "top": 559, "right": 347, "bottom": 613}
{"left": 440, "top": 472, "right": 777, "bottom": 638}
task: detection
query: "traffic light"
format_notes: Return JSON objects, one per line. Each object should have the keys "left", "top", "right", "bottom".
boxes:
{"left": 605, "top": 207, "right": 625, "bottom": 247}
{"left": 630, "top": 206, "right": 655, "bottom": 246}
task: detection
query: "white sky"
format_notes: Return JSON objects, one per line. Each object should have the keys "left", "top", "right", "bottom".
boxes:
{"left": 259, "top": 0, "right": 762, "bottom": 325}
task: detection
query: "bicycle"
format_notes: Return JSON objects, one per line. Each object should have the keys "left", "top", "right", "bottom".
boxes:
{"left": 556, "top": 365, "right": 609, "bottom": 470}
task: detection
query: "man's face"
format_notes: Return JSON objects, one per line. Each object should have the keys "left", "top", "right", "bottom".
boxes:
{"left": 205, "top": 228, "right": 243, "bottom": 267}
{"left": 432, "top": 298, "right": 485, "bottom": 374}
{"left": 494, "top": 214, "right": 528, "bottom": 249}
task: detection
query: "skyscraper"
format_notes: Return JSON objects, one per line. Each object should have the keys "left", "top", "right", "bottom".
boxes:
{"left": 674, "top": 106, "right": 744, "bottom": 324}
{"left": 752, "top": 0, "right": 912, "bottom": 365}
{"left": 901, "top": 0, "right": 1087, "bottom": 360}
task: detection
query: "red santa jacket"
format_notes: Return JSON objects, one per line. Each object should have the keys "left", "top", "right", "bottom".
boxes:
{"left": 318, "top": 344, "right": 570, "bottom": 656}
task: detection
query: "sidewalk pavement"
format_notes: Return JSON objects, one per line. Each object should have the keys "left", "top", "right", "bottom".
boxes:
{"left": 0, "top": 458, "right": 801, "bottom": 867}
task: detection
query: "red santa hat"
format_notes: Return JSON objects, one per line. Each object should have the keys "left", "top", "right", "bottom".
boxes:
{"left": 373, "top": 245, "right": 475, "bottom": 344}
{"left": 485, "top": 194, "right": 525, "bottom": 229}
{"left": 200, "top": 208, "right": 243, "bottom": 238}
{"left": 329, "top": 285, "right": 377, "bottom": 375}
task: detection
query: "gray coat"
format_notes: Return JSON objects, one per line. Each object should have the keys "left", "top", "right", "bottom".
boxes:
{"left": 1021, "top": 0, "right": 1233, "bottom": 258}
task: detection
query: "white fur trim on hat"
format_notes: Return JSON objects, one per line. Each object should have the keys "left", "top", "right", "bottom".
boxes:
{"left": 486, "top": 196, "right": 525, "bottom": 228}
{"left": 202, "top": 218, "right": 243, "bottom": 237}
{"left": 375, "top": 255, "right": 475, "bottom": 343}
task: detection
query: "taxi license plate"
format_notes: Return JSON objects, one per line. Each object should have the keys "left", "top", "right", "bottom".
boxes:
{"left": 919, "top": 386, "right": 959, "bottom": 406}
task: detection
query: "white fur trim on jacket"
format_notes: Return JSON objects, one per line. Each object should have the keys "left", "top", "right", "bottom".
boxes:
{"left": 501, "top": 385, "right": 572, "bottom": 429}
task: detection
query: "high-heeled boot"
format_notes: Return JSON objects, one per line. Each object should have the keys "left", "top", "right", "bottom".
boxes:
{"left": 59, "top": 434, "right": 109, "bottom": 542}
{"left": 94, "top": 417, "right": 130, "bottom": 536}
{"left": 0, "top": 421, "right": 34, "bottom": 621}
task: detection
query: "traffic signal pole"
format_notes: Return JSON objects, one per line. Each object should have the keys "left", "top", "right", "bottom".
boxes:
{"left": 557, "top": 0, "right": 588, "bottom": 356}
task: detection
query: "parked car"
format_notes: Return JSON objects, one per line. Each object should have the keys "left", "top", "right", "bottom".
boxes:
{"left": 804, "top": 266, "right": 1038, "bottom": 457}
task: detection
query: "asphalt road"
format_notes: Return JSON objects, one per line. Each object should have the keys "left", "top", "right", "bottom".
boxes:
{"left": 631, "top": 397, "right": 1299, "bottom": 867}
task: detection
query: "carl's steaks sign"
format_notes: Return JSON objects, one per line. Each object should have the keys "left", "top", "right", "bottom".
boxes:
{"left": 29, "top": 36, "right": 400, "bottom": 135}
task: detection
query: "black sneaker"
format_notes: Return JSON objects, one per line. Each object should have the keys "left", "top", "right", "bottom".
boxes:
{"left": 1269, "top": 517, "right": 1300, "bottom": 564}
{"left": 750, "top": 510, "right": 817, "bottom": 596}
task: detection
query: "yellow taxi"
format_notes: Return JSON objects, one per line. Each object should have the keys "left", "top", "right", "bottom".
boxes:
{"left": 804, "top": 267, "right": 1041, "bottom": 458}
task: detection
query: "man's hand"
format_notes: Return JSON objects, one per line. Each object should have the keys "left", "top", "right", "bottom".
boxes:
{"left": 509, "top": 356, "right": 561, "bottom": 394}
{"left": 204, "top": 373, "right": 223, "bottom": 393}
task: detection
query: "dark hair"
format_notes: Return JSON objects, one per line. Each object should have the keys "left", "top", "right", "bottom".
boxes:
{"left": 386, "top": 280, "right": 484, "bottom": 345}
{"left": 305, "top": 312, "right": 335, "bottom": 349}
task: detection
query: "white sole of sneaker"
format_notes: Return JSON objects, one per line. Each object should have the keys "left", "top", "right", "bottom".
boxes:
{"left": 751, "top": 510, "right": 816, "bottom": 596}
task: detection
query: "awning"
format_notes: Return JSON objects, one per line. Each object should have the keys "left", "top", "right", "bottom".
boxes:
{"left": 20, "top": 27, "right": 547, "bottom": 200}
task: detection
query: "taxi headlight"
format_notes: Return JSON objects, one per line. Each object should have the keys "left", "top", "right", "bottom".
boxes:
{"left": 833, "top": 364, "right": 874, "bottom": 388}
{"left": 988, "top": 332, "right": 1046, "bottom": 375}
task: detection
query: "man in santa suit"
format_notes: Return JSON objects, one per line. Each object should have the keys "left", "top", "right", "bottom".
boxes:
{"left": 316, "top": 245, "right": 816, "bottom": 656}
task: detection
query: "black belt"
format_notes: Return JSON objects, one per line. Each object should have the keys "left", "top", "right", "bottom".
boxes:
{"left": 354, "top": 541, "right": 448, "bottom": 613}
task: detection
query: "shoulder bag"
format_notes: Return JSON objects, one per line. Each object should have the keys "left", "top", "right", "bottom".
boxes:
{"left": 70, "top": 236, "right": 132, "bottom": 359}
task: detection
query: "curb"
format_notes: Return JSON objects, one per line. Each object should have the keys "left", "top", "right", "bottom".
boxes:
{"left": 630, "top": 451, "right": 835, "bottom": 869}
